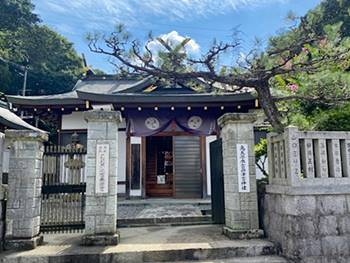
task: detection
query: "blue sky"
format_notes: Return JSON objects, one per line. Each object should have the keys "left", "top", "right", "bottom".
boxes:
{"left": 32, "top": 0, "right": 321, "bottom": 73}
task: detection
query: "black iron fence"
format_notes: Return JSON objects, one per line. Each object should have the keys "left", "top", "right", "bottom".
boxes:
{"left": 40, "top": 146, "right": 86, "bottom": 232}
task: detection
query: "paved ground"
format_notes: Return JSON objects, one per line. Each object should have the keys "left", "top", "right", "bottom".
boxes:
{"left": 0, "top": 225, "right": 278, "bottom": 260}
{"left": 117, "top": 198, "right": 211, "bottom": 219}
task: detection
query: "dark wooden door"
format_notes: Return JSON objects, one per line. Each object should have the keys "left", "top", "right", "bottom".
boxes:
{"left": 210, "top": 139, "right": 225, "bottom": 224}
{"left": 146, "top": 137, "right": 173, "bottom": 197}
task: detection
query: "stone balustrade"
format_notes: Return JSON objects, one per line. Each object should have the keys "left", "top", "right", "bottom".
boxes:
{"left": 265, "top": 127, "right": 350, "bottom": 262}
{"left": 267, "top": 127, "right": 350, "bottom": 188}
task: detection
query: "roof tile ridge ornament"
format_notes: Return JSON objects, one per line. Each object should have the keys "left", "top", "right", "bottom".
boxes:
{"left": 115, "top": 75, "right": 155, "bottom": 94}
{"left": 218, "top": 112, "right": 257, "bottom": 128}
{"left": 82, "top": 73, "right": 148, "bottom": 81}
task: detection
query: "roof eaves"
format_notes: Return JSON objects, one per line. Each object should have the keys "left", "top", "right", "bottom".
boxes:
{"left": 6, "top": 92, "right": 84, "bottom": 106}
{"left": 0, "top": 107, "right": 46, "bottom": 132}
{"left": 76, "top": 90, "right": 256, "bottom": 103}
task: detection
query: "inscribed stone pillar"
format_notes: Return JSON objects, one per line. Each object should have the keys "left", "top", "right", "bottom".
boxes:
{"left": 218, "top": 113, "right": 262, "bottom": 239}
{"left": 4, "top": 130, "right": 48, "bottom": 250}
{"left": 82, "top": 109, "right": 122, "bottom": 246}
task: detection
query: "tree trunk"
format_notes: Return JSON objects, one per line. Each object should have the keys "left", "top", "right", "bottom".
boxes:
{"left": 256, "top": 85, "right": 285, "bottom": 133}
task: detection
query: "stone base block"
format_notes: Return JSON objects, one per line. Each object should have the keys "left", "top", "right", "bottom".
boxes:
{"left": 223, "top": 226, "right": 264, "bottom": 240}
{"left": 5, "top": 234, "right": 43, "bottom": 251}
{"left": 81, "top": 233, "right": 120, "bottom": 246}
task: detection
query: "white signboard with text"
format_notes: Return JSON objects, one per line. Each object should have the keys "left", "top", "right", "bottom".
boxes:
{"left": 157, "top": 175, "right": 165, "bottom": 184}
{"left": 96, "top": 144, "right": 109, "bottom": 194}
{"left": 237, "top": 144, "right": 250, "bottom": 193}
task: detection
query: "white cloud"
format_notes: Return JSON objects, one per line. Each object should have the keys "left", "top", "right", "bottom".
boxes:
{"left": 34, "top": 0, "right": 289, "bottom": 31}
{"left": 129, "top": 31, "right": 200, "bottom": 66}
{"left": 147, "top": 31, "right": 200, "bottom": 56}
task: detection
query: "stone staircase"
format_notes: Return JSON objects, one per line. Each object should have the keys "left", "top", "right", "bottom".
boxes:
{"left": 159, "top": 256, "right": 288, "bottom": 263}
{"left": 117, "top": 198, "right": 212, "bottom": 227}
{"left": 142, "top": 239, "right": 288, "bottom": 263}
{"left": 0, "top": 225, "right": 289, "bottom": 263}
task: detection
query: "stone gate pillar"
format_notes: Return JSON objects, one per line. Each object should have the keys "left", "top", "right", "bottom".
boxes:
{"left": 82, "top": 109, "right": 122, "bottom": 246}
{"left": 0, "top": 132, "right": 4, "bottom": 251}
{"left": 218, "top": 113, "right": 262, "bottom": 239}
{"left": 4, "top": 130, "right": 48, "bottom": 250}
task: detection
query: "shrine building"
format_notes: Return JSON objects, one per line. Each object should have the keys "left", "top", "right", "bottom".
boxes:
{"left": 7, "top": 75, "right": 261, "bottom": 199}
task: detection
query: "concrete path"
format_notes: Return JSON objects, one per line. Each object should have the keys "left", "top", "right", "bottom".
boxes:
{"left": 0, "top": 225, "right": 287, "bottom": 263}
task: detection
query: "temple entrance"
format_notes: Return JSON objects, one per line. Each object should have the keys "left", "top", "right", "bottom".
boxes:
{"left": 146, "top": 136, "right": 174, "bottom": 197}
{"left": 145, "top": 135, "right": 202, "bottom": 198}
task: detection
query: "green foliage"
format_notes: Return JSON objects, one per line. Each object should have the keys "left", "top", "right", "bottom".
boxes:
{"left": 0, "top": 0, "right": 39, "bottom": 31}
{"left": 255, "top": 138, "right": 268, "bottom": 178}
{"left": 255, "top": 138, "right": 267, "bottom": 162}
{"left": 156, "top": 37, "right": 192, "bottom": 73}
{"left": 315, "top": 103, "right": 350, "bottom": 131}
{"left": 0, "top": 0, "right": 83, "bottom": 95}
{"left": 265, "top": 0, "right": 350, "bottom": 131}
{"left": 308, "top": 0, "right": 350, "bottom": 38}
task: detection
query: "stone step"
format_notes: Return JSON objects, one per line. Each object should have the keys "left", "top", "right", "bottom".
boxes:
{"left": 157, "top": 255, "right": 288, "bottom": 263}
{"left": 118, "top": 215, "right": 212, "bottom": 227}
{"left": 1, "top": 238, "right": 278, "bottom": 263}
{"left": 0, "top": 225, "right": 281, "bottom": 263}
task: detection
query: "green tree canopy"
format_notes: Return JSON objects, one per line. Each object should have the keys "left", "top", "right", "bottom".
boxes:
{"left": 0, "top": 0, "right": 84, "bottom": 95}
{"left": 0, "top": 0, "right": 39, "bottom": 30}
{"left": 88, "top": 0, "right": 350, "bottom": 132}
{"left": 265, "top": 0, "right": 350, "bottom": 130}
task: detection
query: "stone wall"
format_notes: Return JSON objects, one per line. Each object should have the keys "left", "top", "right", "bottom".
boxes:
{"left": 265, "top": 190, "right": 350, "bottom": 262}
{"left": 266, "top": 128, "right": 350, "bottom": 262}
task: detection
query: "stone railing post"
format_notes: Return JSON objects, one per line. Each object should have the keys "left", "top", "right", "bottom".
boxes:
{"left": 4, "top": 130, "right": 48, "bottom": 250}
{"left": 218, "top": 113, "right": 262, "bottom": 239}
{"left": 283, "top": 127, "right": 301, "bottom": 186}
{"left": 82, "top": 109, "right": 122, "bottom": 246}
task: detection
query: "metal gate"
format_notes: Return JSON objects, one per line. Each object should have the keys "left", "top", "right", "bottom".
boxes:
{"left": 41, "top": 146, "right": 86, "bottom": 232}
{"left": 210, "top": 139, "right": 225, "bottom": 224}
